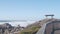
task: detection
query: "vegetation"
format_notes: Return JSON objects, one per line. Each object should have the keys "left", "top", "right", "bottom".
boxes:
{"left": 19, "top": 26, "right": 41, "bottom": 34}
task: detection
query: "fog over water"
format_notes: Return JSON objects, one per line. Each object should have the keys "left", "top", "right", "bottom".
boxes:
{"left": 0, "top": 21, "right": 35, "bottom": 27}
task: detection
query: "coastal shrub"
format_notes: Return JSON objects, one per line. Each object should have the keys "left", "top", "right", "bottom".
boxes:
{"left": 19, "top": 26, "right": 41, "bottom": 34}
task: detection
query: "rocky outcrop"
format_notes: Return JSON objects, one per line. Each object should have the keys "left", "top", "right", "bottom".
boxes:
{"left": 0, "top": 23, "right": 24, "bottom": 34}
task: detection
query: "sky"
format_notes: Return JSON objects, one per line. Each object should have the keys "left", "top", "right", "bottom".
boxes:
{"left": 0, "top": 0, "right": 60, "bottom": 26}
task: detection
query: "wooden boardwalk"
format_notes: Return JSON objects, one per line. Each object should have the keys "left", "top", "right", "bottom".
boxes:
{"left": 36, "top": 19, "right": 60, "bottom": 34}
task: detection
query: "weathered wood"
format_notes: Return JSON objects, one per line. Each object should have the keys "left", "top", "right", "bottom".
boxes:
{"left": 36, "top": 20, "right": 60, "bottom": 34}
{"left": 45, "top": 14, "right": 54, "bottom": 18}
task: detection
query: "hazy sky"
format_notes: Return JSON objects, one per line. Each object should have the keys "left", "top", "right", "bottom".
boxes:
{"left": 0, "top": 0, "right": 60, "bottom": 26}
